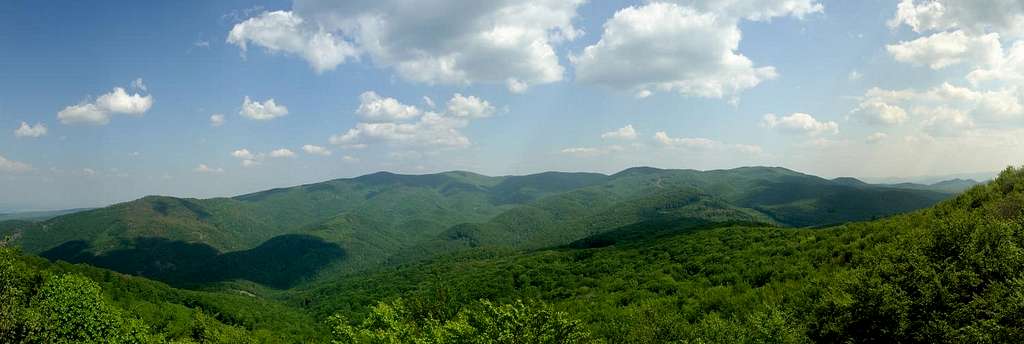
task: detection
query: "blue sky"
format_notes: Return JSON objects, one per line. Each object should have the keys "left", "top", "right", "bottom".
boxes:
{"left": 3, "top": 0, "right": 1024, "bottom": 210}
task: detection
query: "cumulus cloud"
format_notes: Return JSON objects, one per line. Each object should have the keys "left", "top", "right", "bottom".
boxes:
{"left": 652, "top": 131, "right": 763, "bottom": 154}
{"left": 919, "top": 107, "right": 976, "bottom": 136}
{"left": 57, "top": 81, "right": 154, "bottom": 125}
{"left": 446, "top": 93, "right": 495, "bottom": 118}
{"left": 227, "top": 11, "right": 359, "bottom": 73}
{"left": 762, "top": 113, "right": 839, "bottom": 136}
{"left": 231, "top": 148, "right": 263, "bottom": 167}
{"left": 866, "top": 132, "right": 888, "bottom": 143}
{"left": 210, "top": 114, "right": 226, "bottom": 127}
{"left": 849, "top": 99, "right": 909, "bottom": 126}
{"left": 231, "top": 149, "right": 255, "bottom": 160}
{"left": 356, "top": 91, "right": 421, "bottom": 122}
{"left": 302, "top": 144, "right": 331, "bottom": 156}
{"left": 0, "top": 155, "right": 32, "bottom": 173}
{"left": 560, "top": 147, "right": 604, "bottom": 157}
{"left": 269, "top": 148, "right": 296, "bottom": 158}
{"left": 193, "top": 164, "right": 225, "bottom": 173}
{"left": 653, "top": 132, "right": 718, "bottom": 150}
{"left": 672, "top": 0, "right": 823, "bottom": 22}
{"left": 968, "top": 41, "right": 1024, "bottom": 85}
{"left": 240, "top": 96, "right": 289, "bottom": 120}
{"left": 331, "top": 92, "right": 497, "bottom": 149}
{"left": 889, "top": 0, "right": 1024, "bottom": 37}
{"left": 573, "top": 1, "right": 817, "bottom": 99}
{"left": 14, "top": 122, "right": 47, "bottom": 138}
{"left": 601, "top": 124, "right": 637, "bottom": 140}
{"left": 229, "top": 1, "right": 585, "bottom": 92}
{"left": 851, "top": 84, "right": 1023, "bottom": 124}
{"left": 886, "top": 30, "right": 1002, "bottom": 69}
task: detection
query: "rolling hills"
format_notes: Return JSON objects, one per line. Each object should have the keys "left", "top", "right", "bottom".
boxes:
{"left": 3, "top": 166, "right": 955, "bottom": 289}
{"left": 3, "top": 165, "right": 1022, "bottom": 342}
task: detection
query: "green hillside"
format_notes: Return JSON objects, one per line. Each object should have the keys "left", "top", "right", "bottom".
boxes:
{"left": 2, "top": 165, "right": 1021, "bottom": 342}
{"left": 7, "top": 167, "right": 953, "bottom": 290}
{"left": 289, "top": 165, "right": 1024, "bottom": 343}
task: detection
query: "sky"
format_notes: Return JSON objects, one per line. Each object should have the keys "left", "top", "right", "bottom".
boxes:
{"left": 2, "top": 0, "right": 1024, "bottom": 210}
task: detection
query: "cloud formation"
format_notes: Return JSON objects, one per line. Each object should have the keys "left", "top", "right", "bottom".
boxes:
{"left": 330, "top": 92, "right": 496, "bottom": 149}
{"left": 573, "top": 1, "right": 819, "bottom": 99}
{"left": 0, "top": 155, "right": 32, "bottom": 173}
{"left": 229, "top": 1, "right": 586, "bottom": 92}
{"left": 601, "top": 125, "right": 638, "bottom": 140}
{"left": 210, "top": 114, "right": 226, "bottom": 127}
{"left": 240, "top": 96, "right": 289, "bottom": 120}
{"left": 302, "top": 144, "right": 331, "bottom": 156}
{"left": 58, "top": 81, "right": 154, "bottom": 125}
{"left": 14, "top": 122, "right": 47, "bottom": 138}
{"left": 194, "top": 164, "right": 225, "bottom": 173}
{"left": 762, "top": 113, "right": 839, "bottom": 136}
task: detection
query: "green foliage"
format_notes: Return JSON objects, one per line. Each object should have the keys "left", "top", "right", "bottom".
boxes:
{"left": 329, "top": 298, "right": 595, "bottom": 344}
{"left": 10, "top": 167, "right": 951, "bottom": 291}
{"left": 5, "top": 166, "right": 1016, "bottom": 343}
{"left": 0, "top": 247, "right": 321, "bottom": 343}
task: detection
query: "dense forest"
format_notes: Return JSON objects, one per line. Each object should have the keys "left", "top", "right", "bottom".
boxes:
{"left": 2, "top": 166, "right": 1019, "bottom": 343}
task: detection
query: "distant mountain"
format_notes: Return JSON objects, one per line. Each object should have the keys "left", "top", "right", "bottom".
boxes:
{"left": 8, "top": 166, "right": 952, "bottom": 289}
{"left": 881, "top": 178, "right": 982, "bottom": 194}
{"left": 0, "top": 207, "right": 91, "bottom": 222}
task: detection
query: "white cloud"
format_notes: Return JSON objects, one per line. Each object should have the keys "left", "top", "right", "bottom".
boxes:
{"left": 210, "top": 113, "right": 226, "bottom": 127}
{"left": 331, "top": 92, "right": 497, "bottom": 150}
{"left": 95, "top": 87, "right": 153, "bottom": 115}
{"left": 240, "top": 96, "right": 289, "bottom": 120}
{"left": 57, "top": 81, "right": 154, "bottom": 125}
{"left": 356, "top": 91, "right": 421, "bottom": 122}
{"left": 889, "top": 0, "right": 1024, "bottom": 37}
{"left": 601, "top": 124, "right": 637, "bottom": 140}
{"left": 269, "top": 148, "right": 296, "bottom": 158}
{"left": 231, "top": 149, "right": 255, "bottom": 160}
{"left": 851, "top": 84, "right": 1023, "bottom": 124}
{"left": 194, "top": 164, "right": 225, "bottom": 173}
{"left": 968, "top": 41, "right": 1024, "bottom": 85}
{"left": 227, "top": 10, "right": 359, "bottom": 73}
{"left": 848, "top": 70, "right": 863, "bottom": 81}
{"left": 653, "top": 132, "right": 718, "bottom": 150}
{"left": 302, "top": 144, "right": 332, "bottom": 156}
{"left": 866, "top": 132, "right": 888, "bottom": 143}
{"left": 57, "top": 103, "right": 108, "bottom": 125}
{"left": 560, "top": 147, "right": 604, "bottom": 157}
{"left": 446, "top": 93, "right": 495, "bottom": 118}
{"left": 849, "top": 99, "right": 909, "bottom": 126}
{"left": 672, "top": 0, "right": 823, "bottom": 22}
{"left": 342, "top": 155, "right": 359, "bottom": 162}
{"left": 886, "top": 30, "right": 1002, "bottom": 69}
{"left": 14, "top": 122, "right": 47, "bottom": 138}
{"left": 0, "top": 155, "right": 32, "bottom": 173}
{"left": 573, "top": 2, "right": 785, "bottom": 99}
{"left": 230, "top": 1, "right": 585, "bottom": 90}
{"left": 422, "top": 96, "right": 436, "bottom": 108}
{"left": 231, "top": 148, "right": 263, "bottom": 166}
{"left": 919, "top": 107, "right": 976, "bottom": 136}
{"left": 762, "top": 113, "right": 839, "bottom": 136}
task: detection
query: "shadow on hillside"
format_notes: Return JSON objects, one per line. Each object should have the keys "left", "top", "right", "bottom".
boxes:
{"left": 41, "top": 234, "right": 345, "bottom": 289}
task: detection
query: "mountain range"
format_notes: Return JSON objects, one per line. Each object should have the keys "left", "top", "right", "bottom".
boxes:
{"left": 2, "top": 166, "right": 966, "bottom": 289}
{"left": 3, "top": 165, "right": 1020, "bottom": 343}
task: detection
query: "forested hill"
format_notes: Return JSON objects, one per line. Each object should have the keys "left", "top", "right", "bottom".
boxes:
{"left": 1, "top": 166, "right": 1021, "bottom": 342}
{"left": 6, "top": 166, "right": 952, "bottom": 290}
{"left": 291, "top": 165, "right": 1024, "bottom": 343}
